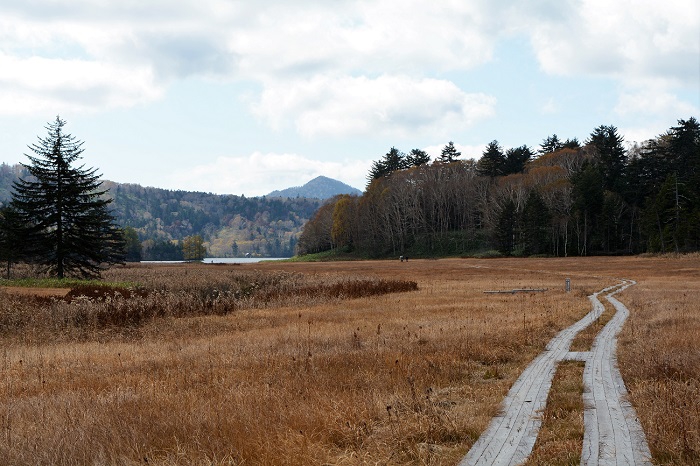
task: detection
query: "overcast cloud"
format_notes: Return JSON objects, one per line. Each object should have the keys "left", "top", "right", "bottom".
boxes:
{"left": 0, "top": 0, "right": 698, "bottom": 194}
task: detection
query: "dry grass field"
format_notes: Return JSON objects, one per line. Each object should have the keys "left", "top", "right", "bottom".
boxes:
{"left": 0, "top": 255, "right": 697, "bottom": 465}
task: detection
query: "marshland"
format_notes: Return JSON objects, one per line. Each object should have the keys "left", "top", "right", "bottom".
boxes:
{"left": 0, "top": 255, "right": 697, "bottom": 465}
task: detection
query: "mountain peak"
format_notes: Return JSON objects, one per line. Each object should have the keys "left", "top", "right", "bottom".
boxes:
{"left": 268, "top": 176, "right": 362, "bottom": 200}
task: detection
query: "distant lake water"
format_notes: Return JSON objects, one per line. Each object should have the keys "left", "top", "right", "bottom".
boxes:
{"left": 202, "top": 257, "right": 289, "bottom": 264}
{"left": 141, "top": 257, "right": 289, "bottom": 265}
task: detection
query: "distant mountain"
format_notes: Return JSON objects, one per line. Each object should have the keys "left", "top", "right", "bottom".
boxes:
{"left": 267, "top": 176, "right": 362, "bottom": 199}
{"left": 0, "top": 162, "right": 322, "bottom": 259}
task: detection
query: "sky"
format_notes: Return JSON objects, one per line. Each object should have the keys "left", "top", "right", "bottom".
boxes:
{"left": 0, "top": 0, "right": 698, "bottom": 196}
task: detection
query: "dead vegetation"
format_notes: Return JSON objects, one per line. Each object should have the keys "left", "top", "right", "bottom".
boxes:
{"left": 0, "top": 256, "right": 696, "bottom": 465}
{"left": 616, "top": 256, "right": 700, "bottom": 465}
{"left": 523, "top": 361, "right": 586, "bottom": 466}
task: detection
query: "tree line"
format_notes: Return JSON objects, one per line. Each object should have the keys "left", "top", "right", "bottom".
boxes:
{"left": 1, "top": 162, "right": 321, "bottom": 264}
{"left": 297, "top": 118, "right": 700, "bottom": 258}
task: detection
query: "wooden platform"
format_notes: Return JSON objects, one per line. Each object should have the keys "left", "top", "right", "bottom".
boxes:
{"left": 460, "top": 281, "right": 652, "bottom": 465}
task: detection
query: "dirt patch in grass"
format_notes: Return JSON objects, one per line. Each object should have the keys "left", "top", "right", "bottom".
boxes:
{"left": 0, "top": 286, "right": 70, "bottom": 298}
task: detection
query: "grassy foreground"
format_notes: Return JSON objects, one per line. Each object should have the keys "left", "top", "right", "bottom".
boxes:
{"left": 0, "top": 256, "right": 697, "bottom": 464}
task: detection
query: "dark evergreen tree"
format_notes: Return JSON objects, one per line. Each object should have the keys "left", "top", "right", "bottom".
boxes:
{"left": 520, "top": 190, "right": 551, "bottom": 255}
{"left": 0, "top": 206, "right": 24, "bottom": 279}
{"left": 407, "top": 148, "right": 431, "bottom": 167}
{"left": 367, "top": 147, "right": 408, "bottom": 183}
{"left": 477, "top": 140, "right": 506, "bottom": 177}
{"left": 571, "top": 164, "right": 604, "bottom": 255}
{"left": 503, "top": 145, "right": 534, "bottom": 175}
{"left": 367, "top": 160, "right": 388, "bottom": 184}
{"left": 436, "top": 141, "right": 461, "bottom": 163}
{"left": 540, "top": 134, "right": 563, "bottom": 155}
{"left": 587, "top": 125, "right": 627, "bottom": 192}
{"left": 10, "top": 117, "right": 124, "bottom": 278}
{"left": 599, "top": 191, "right": 627, "bottom": 253}
{"left": 495, "top": 199, "right": 517, "bottom": 255}
{"left": 666, "top": 117, "right": 700, "bottom": 190}
{"left": 143, "top": 240, "right": 184, "bottom": 261}
{"left": 562, "top": 138, "right": 581, "bottom": 149}
{"left": 642, "top": 173, "right": 698, "bottom": 253}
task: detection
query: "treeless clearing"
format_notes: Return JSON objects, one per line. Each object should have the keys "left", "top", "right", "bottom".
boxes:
{"left": 0, "top": 256, "right": 696, "bottom": 465}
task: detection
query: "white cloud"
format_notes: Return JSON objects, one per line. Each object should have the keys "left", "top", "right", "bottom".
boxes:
{"left": 0, "top": 52, "right": 162, "bottom": 115}
{"left": 165, "top": 152, "right": 371, "bottom": 196}
{"left": 0, "top": 0, "right": 696, "bottom": 140}
{"left": 525, "top": 0, "right": 699, "bottom": 87}
{"left": 229, "top": 1, "right": 499, "bottom": 79}
{"left": 615, "top": 85, "right": 699, "bottom": 119}
{"left": 252, "top": 75, "right": 496, "bottom": 138}
{"left": 0, "top": 1, "right": 502, "bottom": 121}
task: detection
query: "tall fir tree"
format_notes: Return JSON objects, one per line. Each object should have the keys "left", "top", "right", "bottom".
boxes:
{"left": 495, "top": 199, "right": 517, "bottom": 255}
{"left": 10, "top": 117, "right": 124, "bottom": 278}
{"left": 436, "top": 141, "right": 461, "bottom": 163}
{"left": 521, "top": 190, "right": 551, "bottom": 255}
{"left": 367, "top": 147, "right": 408, "bottom": 184}
{"left": 503, "top": 145, "right": 534, "bottom": 175}
{"left": 587, "top": 125, "right": 626, "bottom": 192}
{"left": 407, "top": 148, "right": 431, "bottom": 167}
{"left": 477, "top": 140, "right": 506, "bottom": 177}
{"left": 540, "top": 134, "right": 563, "bottom": 155}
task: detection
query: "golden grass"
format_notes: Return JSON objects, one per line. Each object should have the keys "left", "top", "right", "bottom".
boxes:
{"left": 0, "top": 256, "right": 696, "bottom": 465}
{"left": 616, "top": 257, "right": 700, "bottom": 465}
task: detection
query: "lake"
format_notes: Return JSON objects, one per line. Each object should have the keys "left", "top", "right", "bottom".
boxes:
{"left": 202, "top": 257, "right": 289, "bottom": 264}
{"left": 141, "top": 257, "right": 290, "bottom": 265}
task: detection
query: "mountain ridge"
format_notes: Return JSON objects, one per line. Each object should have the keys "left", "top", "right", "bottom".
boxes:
{"left": 267, "top": 176, "right": 362, "bottom": 199}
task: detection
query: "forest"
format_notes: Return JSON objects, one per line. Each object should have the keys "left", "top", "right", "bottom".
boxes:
{"left": 0, "top": 166, "right": 321, "bottom": 260}
{"left": 104, "top": 182, "right": 321, "bottom": 259}
{"left": 297, "top": 118, "right": 700, "bottom": 258}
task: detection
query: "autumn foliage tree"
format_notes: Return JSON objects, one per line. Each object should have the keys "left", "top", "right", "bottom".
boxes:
{"left": 182, "top": 234, "right": 207, "bottom": 261}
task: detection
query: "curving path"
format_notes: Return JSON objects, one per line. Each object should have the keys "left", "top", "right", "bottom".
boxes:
{"left": 458, "top": 281, "right": 651, "bottom": 466}
{"left": 582, "top": 281, "right": 652, "bottom": 465}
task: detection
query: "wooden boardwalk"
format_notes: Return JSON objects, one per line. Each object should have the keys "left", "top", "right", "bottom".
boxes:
{"left": 582, "top": 281, "right": 652, "bottom": 465}
{"left": 459, "top": 281, "right": 652, "bottom": 466}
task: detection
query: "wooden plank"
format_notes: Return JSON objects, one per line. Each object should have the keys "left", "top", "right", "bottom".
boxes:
{"left": 483, "top": 289, "right": 548, "bottom": 294}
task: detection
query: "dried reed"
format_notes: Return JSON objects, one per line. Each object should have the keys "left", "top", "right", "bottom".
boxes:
{"left": 1, "top": 256, "right": 694, "bottom": 465}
